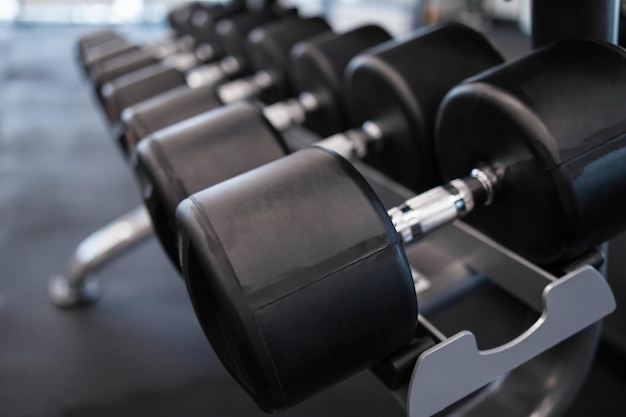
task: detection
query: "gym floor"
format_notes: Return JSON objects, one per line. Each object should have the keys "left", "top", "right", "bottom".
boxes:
{"left": 1, "top": 22, "right": 625, "bottom": 417}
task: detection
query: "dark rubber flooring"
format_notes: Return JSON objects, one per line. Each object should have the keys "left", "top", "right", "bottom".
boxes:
{"left": 0, "top": 22, "right": 625, "bottom": 417}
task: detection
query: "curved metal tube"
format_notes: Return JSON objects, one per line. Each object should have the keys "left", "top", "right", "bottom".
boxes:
{"left": 49, "top": 206, "right": 153, "bottom": 308}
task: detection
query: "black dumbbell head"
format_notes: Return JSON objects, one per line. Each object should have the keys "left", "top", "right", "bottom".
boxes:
{"left": 436, "top": 39, "right": 626, "bottom": 267}
{"left": 245, "top": 16, "right": 331, "bottom": 103}
{"left": 177, "top": 147, "right": 417, "bottom": 412}
{"left": 169, "top": 0, "right": 248, "bottom": 55}
{"left": 119, "top": 84, "right": 222, "bottom": 155}
{"left": 101, "top": 63, "right": 187, "bottom": 122}
{"left": 77, "top": 29, "right": 120, "bottom": 58}
{"left": 290, "top": 25, "right": 392, "bottom": 136}
{"left": 167, "top": 2, "right": 206, "bottom": 37}
{"left": 91, "top": 49, "right": 160, "bottom": 88}
{"left": 215, "top": 9, "right": 281, "bottom": 69}
{"left": 344, "top": 23, "right": 504, "bottom": 192}
{"left": 83, "top": 38, "right": 138, "bottom": 71}
{"left": 136, "top": 101, "right": 287, "bottom": 268}
{"left": 77, "top": 30, "right": 122, "bottom": 76}
{"left": 185, "top": 0, "right": 254, "bottom": 52}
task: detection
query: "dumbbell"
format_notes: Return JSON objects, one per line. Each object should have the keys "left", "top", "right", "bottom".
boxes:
{"left": 79, "top": 1, "right": 212, "bottom": 73}
{"left": 101, "top": 13, "right": 327, "bottom": 123}
{"left": 174, "top": 39, "right": 626, "bottom": 413}
{"left": 119, "top": 24, "right": 392, "bottom": 157}
{"left": 85, "top": 2, "right": 268, "bottom": 102}
{"left": 89, "top": 7, "right": 239, "bottom": 88}
{"left": 134, "top": 23, "right": 503, "bottom": 268}
{"left": 85, "top": 1, "right": 284, "bottom": 89}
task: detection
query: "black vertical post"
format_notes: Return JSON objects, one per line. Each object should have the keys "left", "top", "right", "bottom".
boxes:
{"left": 243, "top": 0, "right": 277, "bottom": 12}
{"left": 531, "top": 0, "right": 619, "bottom": 47}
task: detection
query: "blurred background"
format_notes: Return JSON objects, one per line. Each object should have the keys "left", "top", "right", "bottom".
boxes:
{"left": 1, "top": 1, "right": 625, "bottom": 417}
{"left": 0, "top": 0, "right": 530, "bottom": 34}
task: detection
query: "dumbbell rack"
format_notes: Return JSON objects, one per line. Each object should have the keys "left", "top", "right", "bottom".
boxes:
{"left": 404, "top": 222, "right": 613, "bottom": 416}
{"left": 286, "top": 128, "right": 616, "bottom": 417}
{"left": 49, "top": 0, "right": 622, "bottom": 308}
{"left": 49, "top": 1, "right": 622, "bottom": 415}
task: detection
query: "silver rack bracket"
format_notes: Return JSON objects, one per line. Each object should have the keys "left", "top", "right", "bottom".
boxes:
{"left": 405, "top": 222, "right": 616, "bottom": 417}
{"left": 49, "top": 206, "right": 153, "bottom": 308}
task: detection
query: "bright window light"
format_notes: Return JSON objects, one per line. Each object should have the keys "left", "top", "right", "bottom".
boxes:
{"left": 0, "top": 0, "right": 19, "bottom": 21}
{"left": 111, "top": 0, "right": 144, "bottom": 23}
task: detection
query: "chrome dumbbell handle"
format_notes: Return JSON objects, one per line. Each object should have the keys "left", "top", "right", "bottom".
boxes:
{"left": 261, "top": 92, "right": 320, "bottom": 131}
{"left": 316, "top": 120, "right": 384, "bottom": 159}
{"left": 389, "top": 167, "right": 498, "bottom": 244}
{"left": 161, "top": 38, "right": 216, "bottom": 72}
{"left": 185, "top": 55, "right": 243, "bottom": 88}
{"left": 215, "top": 70, "right": 276, "bottom": 103}
{"left": 162, "top": 51, "right": 203, "bottom": 72}
{"left": 144, "top": 34, "right": 196, "bottom": 60}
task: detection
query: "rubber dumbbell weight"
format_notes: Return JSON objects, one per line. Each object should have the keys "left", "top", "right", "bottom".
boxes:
{"left": 77, "top": 29, "right": 121, "bottom": 62}
{"left": 133, "top": 23, "right": 503, "bottom": 268}
{"left": 175, "top": 39, "right": 626, "bottom": 412}
{"left": 120, "top": 25, "right": 392, "bottom": 156}
{"left": 101, "top": 13, "right": 327, "bottom": 123}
